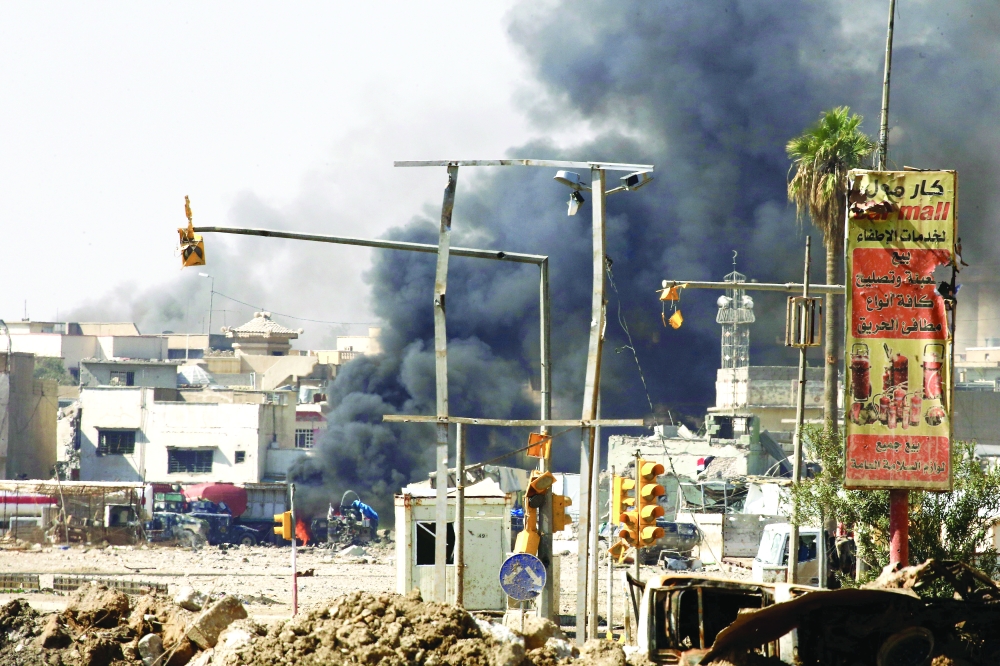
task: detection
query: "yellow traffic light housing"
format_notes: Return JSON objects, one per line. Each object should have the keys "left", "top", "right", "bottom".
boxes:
{"left": 552, "top": 494, "right": 572, "bottom": 533}
{"left": 273, "top": 511, "right": 292, "bottom": 540}
{"left": 514, "top": 503, "right": 540, "bottom": 555}
{"left": 637, "top": 459, "right": 666, "bottom": 547}
{"left": 178, "top": 195, "right": 206, "bottom": 268}
{"left": 611, "top": 475, "right": 636, "bottom": 524}
{"left": 515, "top": 470, "right": 556, "bottom": 556}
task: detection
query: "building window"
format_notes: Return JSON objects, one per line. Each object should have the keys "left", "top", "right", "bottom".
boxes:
{"left": 415, "top": 521, "right": 455, "bottom": 565}
{"left": 109, "top": 371, "right": 135, "bottom": 386}
{"left": 167, "top": 449, "right": 213, "bottom": 474}
{"left": 97, "top": 430, "right": 136, "bottom": 455}
{"left": 234, "top": 451, "right": 246, "bottom": 464}
{"left": 295, "top": 428, "right": 314, "bottom": 449}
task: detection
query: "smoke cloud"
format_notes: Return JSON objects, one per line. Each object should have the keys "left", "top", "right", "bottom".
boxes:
{"left": 63, "top": 1, "right": 1000, "bottom": 521}
{"left": 292, "top": 0, "right": 1000, "bottom": 521}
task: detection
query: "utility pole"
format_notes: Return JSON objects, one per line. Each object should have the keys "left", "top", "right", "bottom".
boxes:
{"left": 876, "top": 0, "right": 897, "bottom": 171}
{"left": 577, "top": 167, "right": 607, "bottom": 644}
{"left": 877, "top": 0, "right": 909, "bottom": 570}
{"left": 587, "top": 393, "right": 601, "bottom": 639}
{"left": 433, "top": 166, "right": 459, "bottom": 602}
{"left": 455, "top": 422, "right": 466, "bottom": 607}
{"left": 788, "top": 238, "right": 811, "bottom": 585}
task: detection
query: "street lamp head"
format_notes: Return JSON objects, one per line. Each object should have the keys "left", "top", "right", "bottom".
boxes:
{"left": 198, "top": 273, "right": 211, "bottom": 278}
{"left": 553, "top": 170, "right": 591, "bottom": 192}
{"left": 567, "top": 191, "right": 585, "bottom": 216}
{"left": 620, "top": 171, "right": 653, "bottom": 191}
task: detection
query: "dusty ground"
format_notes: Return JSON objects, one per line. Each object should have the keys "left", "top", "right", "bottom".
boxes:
{"left": 0, "top": 537, "right": 718, "bottom": 636}
{"left": 0, "top": 541, "right": 396, "bottom": 622}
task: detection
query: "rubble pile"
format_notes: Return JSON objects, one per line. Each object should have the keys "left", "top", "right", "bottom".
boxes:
{"left": 231, "top": 589, "right": 615, "bottom": 666}
{"left": 0, "top": 582, "right": 249, "bottom": 666}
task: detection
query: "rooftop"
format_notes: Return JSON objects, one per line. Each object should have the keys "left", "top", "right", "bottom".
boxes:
{"left": 222, "top": 312, "right": 302, "bottom": 339}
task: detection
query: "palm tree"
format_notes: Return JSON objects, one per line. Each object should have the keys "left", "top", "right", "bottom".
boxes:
{"left": 787, "top": 106, "right": 874, "bottom": 430}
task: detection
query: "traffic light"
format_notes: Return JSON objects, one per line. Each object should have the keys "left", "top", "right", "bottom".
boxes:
{"left": 525, "top": 470, "right": 555, "bottom": 507}
{"left": 178, "top": 195, "right": 206, "bottom": 268}
{"left": 637, "top": 459, "right": 666, "bottom": 547}
{"left": 611, "top": 475, "right": 636, "bottom": 525}
{"left": 515, "top": 470, "right": 556, "bottom": 556}
{"left": 273, "top": 511, "right": 292, "bottom": 540}
{"left": 552, "top": 494, "right": 572, "bottom": 533}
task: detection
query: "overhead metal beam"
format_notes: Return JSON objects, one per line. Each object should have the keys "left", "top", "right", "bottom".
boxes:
{"left": 658, "top": 280, "right": 845, "bottom": 295}
{"left": 192, "top": 226, "right": 546, "bottom": 265}
{"left": 382, "top": 415, "right": 644, "bottom": 427}
{"left": 395, "top": 159, "right": 654, "bottom": 172}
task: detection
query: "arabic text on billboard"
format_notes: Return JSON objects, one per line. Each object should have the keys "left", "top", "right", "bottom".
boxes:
{"left": 844, "top": 170, "right": 955, "bottom": 491}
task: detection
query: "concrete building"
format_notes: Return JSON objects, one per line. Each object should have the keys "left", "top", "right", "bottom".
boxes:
{"left": 7, "top": 320, "right": 167, "bottom": 377}
{"left": 222, "top": 312, "right": 302, "bottom": 357}
{"left": 78, "top": 386, "right": 302, "bottom": 484}
{"left": 80, "top": 359, "right": 181, "bottom": 389}
{"left": 163, "top": 333, "right": 233, "bottom": 360}
{"left": 0, "top": 352, "right": 58, "bottom": 480}
{"left": 294, "top": 405, "right": 326, "bottom": 450}
{"left": 711, "top": 366, "right": 834, "bottom": 443}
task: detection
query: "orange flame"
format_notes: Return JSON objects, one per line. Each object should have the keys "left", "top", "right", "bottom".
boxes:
{"left": 295, "top": 519, "right": 310, "bottom": 545}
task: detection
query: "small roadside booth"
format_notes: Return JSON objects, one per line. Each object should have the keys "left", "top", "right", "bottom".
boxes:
{"left": 395, "top": 477, "right": 513, "bottom": 611}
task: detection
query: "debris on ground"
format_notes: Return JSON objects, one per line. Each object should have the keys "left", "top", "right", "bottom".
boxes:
{"left": 0, "top": 581, "right": 247, "bottom": 666}
{"left": 699, "top": 559, "right": 1000, "bottom": 665}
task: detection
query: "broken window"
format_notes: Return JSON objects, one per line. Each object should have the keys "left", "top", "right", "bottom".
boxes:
{"left": 97, "top": 430, "right": 136, "bottom": 455}
{"left": 167, "top": 449, "right": 213, "bottom": 474}
{"left": 234, "top": 451, "right": 246, "bottom": 464}
{"left": 295, "top": 429, "right": 314, "bottom": 449}
{"left": 109, "top": 371, "right": 135, "bottom": 386}
{"left": 415, "top": 521, "right": 455, "bottom": 565}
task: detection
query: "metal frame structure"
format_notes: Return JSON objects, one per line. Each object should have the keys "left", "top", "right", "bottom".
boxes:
{"left": 190, "top": 223, "right": 551, "bottom": 609}
{"left": 395, "top": 158, "right": 653, "bottom": 641}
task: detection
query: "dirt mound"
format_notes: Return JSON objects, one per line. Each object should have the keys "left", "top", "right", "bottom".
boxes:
{"left": 234, "top": 589, "right": 493, "bottom": 666}
{"left": 66, "top": 582, "right": 132, "bottom": 628}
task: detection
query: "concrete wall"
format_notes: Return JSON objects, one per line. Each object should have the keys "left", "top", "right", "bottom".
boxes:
{"left": 716, "top": 366, "right": 827, "bottom": 410}
{"left": 80, "top": 362, "right": 178, "bottom": 389}
{"left": 955, "top": 391, "right": 1000, "bottom": 447}
{"left": 0, "top": 353, "right": 58, "bottom": 480}
{"left": 97, "top": 336, "right": 167, "bottom": 361}
{"left": 79, "top": 386, "right": 296, "bottom": 484}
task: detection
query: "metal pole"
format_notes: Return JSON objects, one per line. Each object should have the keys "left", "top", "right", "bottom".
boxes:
{"left": 878, "top": 0, "right": 910, "bottom": 567}
{"left": 876, "top": 0, "right": 897, "bottom": 170}
{"left": 290, "top": 483, "right": 298, "bottom": 615}
{"left": 538, "top": 258, "right": 556, "bottom": 620}
{"left": 207, "top": 276, "right": 214, "bottom": 338}
{"left": 634, "top": 449, "right": 641, "bottom": 583}
{"left": 788, "top": 238, "right": 811, "bottom": 585}
{"left": 455, "top": 422, "right": 465, "bottom": 607}
{"left": 606, "top": 465, "right": 614, "bottom": 640}
{"left": 576, "top": 168, "right": 607, "bottom": 645}
{"left": 889, "top": 491, "right": 909, "bottom": 566}
{"left": 818, "top": 507, "right": 826, "bottom": 589}
{"left": 434, "top": 166, "right": 459, "bottom": 603}
{"left": 588, "top": 393, "right": 601, "bottom": 639}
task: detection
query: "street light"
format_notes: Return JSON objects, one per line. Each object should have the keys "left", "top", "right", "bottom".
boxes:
{"left": 198, "top": 272, "right": 214, "bottom": 341}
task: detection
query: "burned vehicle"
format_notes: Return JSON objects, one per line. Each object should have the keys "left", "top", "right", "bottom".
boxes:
{"left": 145, "top": 512, "right": 209, "bottom": 547}
{"left": 634, "top": 561, "right": 1000, "bottom": 665}
{"left": 646, "top": 520, "right": 700, "bottom": 567}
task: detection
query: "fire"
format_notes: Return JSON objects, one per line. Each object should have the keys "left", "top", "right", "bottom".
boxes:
{"left": 295, "top": 519, "right": 310, "bottom": 545}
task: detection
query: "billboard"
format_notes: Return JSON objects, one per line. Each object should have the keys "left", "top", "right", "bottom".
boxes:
{"left": 844, "top": 170, "right": 956, "bottom": 491}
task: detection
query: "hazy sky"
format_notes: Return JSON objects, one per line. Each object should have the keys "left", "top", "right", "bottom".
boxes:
{"left": 0, "top": 3, "right": 589, "bottom": 341}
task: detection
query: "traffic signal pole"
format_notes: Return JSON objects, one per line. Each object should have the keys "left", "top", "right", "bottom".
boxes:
{"left": 290, "top": 483, "right": 298, "bottom": 615}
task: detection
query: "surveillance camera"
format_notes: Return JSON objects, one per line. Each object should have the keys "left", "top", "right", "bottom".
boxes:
{"left": 621, "top": 171, "right": 653, "bottom": 191}
{"left": 567, "top": 191, "right": 585, "bottom": 216}
{"left": 554, "top": 170, "right": 591, "bottom": 191}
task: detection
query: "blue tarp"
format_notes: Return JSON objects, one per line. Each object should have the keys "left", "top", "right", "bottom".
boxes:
{"left": 351, "top": 499, "right": 379, "bottom": 522}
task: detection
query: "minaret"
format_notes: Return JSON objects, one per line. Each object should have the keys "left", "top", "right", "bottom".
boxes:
{"left": 716, "top": 258, "right": 755, "bottom": 414}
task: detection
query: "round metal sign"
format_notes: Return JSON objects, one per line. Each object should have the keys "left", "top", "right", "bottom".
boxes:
{"left": 499, "top": 553, "right": 546, "bottom": 601}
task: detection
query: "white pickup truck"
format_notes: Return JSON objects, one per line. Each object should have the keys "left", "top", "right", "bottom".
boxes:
{"left": 751, "top": 522, "right": 823, "bottom": 586}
